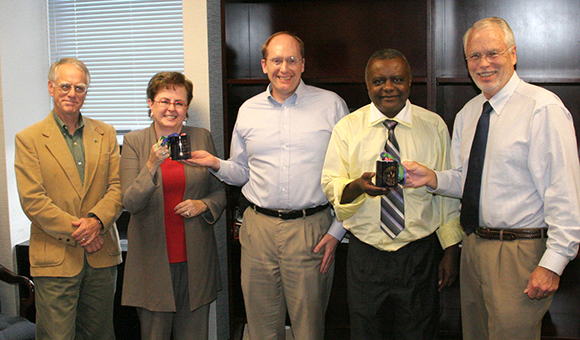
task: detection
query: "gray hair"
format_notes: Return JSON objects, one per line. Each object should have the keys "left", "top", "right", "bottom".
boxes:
{"left": 48, "top": 58, "right": 90, "bottom": 85}
{"left": 463, "top": 17, "right": 516, "bottom": 53}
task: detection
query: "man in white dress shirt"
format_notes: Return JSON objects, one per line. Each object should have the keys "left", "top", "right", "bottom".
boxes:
{"left": 404, "top": 17, "right": 580, "bottom": 340}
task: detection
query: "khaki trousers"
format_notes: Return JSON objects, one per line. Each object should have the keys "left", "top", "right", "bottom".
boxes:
{"left": 460, "top": 232, "right": 552, "bottom": 340}
{"left": 240, "top": 207, "right": 334, "bottom": 340}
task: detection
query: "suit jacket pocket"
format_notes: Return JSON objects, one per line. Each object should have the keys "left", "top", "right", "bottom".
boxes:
{"left": 29, "top": 232, "right": 66, "bottom": 267}
{"left": 103, "top": 224, "right": 122, "bottom": 256}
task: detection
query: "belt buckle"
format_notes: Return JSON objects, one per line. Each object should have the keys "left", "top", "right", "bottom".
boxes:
{"left": 475, "top": 227, "right": 488, "bottom": 239}
{"left": 500, "top": 230, "right": 517, "bottom": 241}
{"left": 277, "top": 209, "right": 291, "bottom": 218}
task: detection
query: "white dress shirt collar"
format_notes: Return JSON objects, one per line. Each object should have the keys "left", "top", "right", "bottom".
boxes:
{"left": 488, "top": 71, "right": 521, "bottom": 115}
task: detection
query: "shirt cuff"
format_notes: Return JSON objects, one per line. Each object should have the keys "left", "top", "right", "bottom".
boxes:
{"left": 327, "top": 218, "right": 347, "bottom": 241}
{"left": 209, "top": 159, "right": 222, "bottom": 177}
{"left": 430, "top": 171, "right": 446, "bottom": 195}
{"left": 435, "top": 216, "right": 463, "bottom": 249}
{"left": 538, "top": 248, "right": 570, "bottom": 276}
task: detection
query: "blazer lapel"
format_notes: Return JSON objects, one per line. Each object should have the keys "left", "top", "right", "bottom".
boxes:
{"left": 43, "top": 116, "right": 84, "bottom": 197}
{"left": 82, "top": 117, "right": 104, "bottom": 196}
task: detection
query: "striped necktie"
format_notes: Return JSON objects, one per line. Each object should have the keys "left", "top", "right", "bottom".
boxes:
{"left": 461, "top": 101, "right": 493, "bottom": 235}
{"left": 380, "top": 120, "right": 405, "bottom": 238}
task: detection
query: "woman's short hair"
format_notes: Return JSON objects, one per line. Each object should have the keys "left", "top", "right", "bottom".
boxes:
{"left": 147, "top": 72, "right": 194, "bottom": 117}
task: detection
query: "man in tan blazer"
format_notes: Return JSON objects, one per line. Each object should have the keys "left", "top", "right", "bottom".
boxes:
{"left": 15, "top": 58, "right": 123, "bottom": 340}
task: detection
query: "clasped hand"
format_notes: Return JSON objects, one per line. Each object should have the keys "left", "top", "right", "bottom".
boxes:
{"left": 71, "top": 217, "right": 103, "bottom": 253}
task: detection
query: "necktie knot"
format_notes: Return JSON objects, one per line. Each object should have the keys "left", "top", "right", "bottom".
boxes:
{"left": 384, "top": 120, "right": 398, "bottom": 131}
{"left": 482, "top": 101, "right": 493, "bottom": 116}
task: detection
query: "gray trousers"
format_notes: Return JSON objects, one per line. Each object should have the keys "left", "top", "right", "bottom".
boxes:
{"left": 34, "top": 257, "right": 117, "bottom": 340}
{"left": 136, "top": 262, "right": 210, "bottom": 340}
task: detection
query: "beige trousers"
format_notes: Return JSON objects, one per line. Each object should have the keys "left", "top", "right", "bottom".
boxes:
{"left": 460, "top": 232, "right": 553, "bottom": 340}
{"left": 240, "top": 207, "right": 334, "bottom": 340}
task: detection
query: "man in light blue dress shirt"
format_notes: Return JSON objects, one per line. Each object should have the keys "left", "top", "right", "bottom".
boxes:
{"left": 186, "top": 32, "right": 349, "bottom": 339}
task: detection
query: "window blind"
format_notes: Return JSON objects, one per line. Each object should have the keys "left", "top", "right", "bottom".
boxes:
{"left": 47, "top": 0, "right": 185, "bottom": 137}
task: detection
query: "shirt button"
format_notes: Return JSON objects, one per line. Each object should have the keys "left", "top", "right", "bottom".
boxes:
{"left": 78, "top": 162, "right": 82, "bottom": 165}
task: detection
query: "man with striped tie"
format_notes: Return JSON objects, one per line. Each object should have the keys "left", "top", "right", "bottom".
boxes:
{"left": 321, "top": 49, "right": 463, "bottom": 339}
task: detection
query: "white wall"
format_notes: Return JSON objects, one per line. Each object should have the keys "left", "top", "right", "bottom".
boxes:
{"left": 0, "top": 2, "right": 228, "bottom": 338}
{"left": 0, "top": 0, "right": 51, "bottom": 316}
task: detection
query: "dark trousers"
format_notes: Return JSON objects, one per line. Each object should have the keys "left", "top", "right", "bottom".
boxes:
{"left": 347, "top": 233, "right": 440, "bottom": 340}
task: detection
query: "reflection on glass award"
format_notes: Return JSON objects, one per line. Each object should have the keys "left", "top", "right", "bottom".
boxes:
{"left": 168, "top": 133, "right": 191, "bottom": 160}
{"left": 376, "top": 160, "right": 400, "bottom": 188}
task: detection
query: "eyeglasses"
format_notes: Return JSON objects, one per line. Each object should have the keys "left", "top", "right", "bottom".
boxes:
{"left": 466, "top": 46, "right": 513, "bottom": 63}
{"left": 154, "top": 99, "right": 188, "bottom": 110}
{"left": 266, "top": 56, "right": 303, "bottom": 66}
{"left": 54, "top": 82, "right": 88, "bottom": 94}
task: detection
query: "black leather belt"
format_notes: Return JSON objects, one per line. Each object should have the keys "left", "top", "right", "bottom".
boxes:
{"left": 475, "top": 227, "right": 547, "bottom": 241}
{"left": 249, "top": 202, "right": 330, "bottom": 220}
